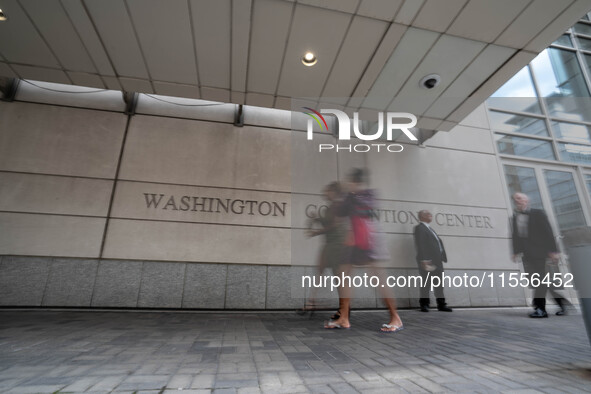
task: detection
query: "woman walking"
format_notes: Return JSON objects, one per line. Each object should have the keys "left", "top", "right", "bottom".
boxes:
{"left": 325, "top": 168, "right": 404, "bottom": 332}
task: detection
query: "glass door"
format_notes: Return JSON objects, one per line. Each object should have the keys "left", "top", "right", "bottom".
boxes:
{"left": 543, "top": 169, "right": 587, "bottom": 231}
{"left": 502, "top": 160, "right": 590, "bottom": 239}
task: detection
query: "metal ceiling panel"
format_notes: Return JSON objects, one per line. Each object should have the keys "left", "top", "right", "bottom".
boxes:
{"left": 153, "top": 81, "right": 200, "bottom": 99}
{"left": 19, "top": 0, "right": 96, "bottom": 72}
{"left": 526, "top": 0, "right": 591, "bottom": 52}
{"left": 231, "top": 0, "right": 252, "bottom": 93}
{"left": 201, "top": 86, "right": 230, "bottom": 103}
{"left": 126, "top": 0, "right": 198, "bottom": 85}
{"left": 0, "top": 62, "right": 17, "bottom": 77}
{"left": 248, "top": 0, "right": 293, "bottom": 95}
{"left": 102, "top": 75, "right": 121, "bottom": 91}
{"left": 348, "top": 22, "right": 407, "bottom": 108}
{"left": 357, "top": 0, "right": 403, "bottom": 22}
{"left": 118, "top": 77, "right": 153, "bottom": 93}
{"left": 447, "top": 0, "right": 530, "bottom": 43}
{"left": 246, "top": 92, "right": 275, "bottom": 108}
{"left": 388, "top": 34, "right": 486, "bottom": 115}
{"left": 322, "top": 16, "right": 387, "bottom": 99}
{"left": 0, "top": 0, "right": 59, "bottom": 67}
{"left": 447, "top": 50, "right": 538, "bottom": 123}
{"left": 424, "top": 44, "right": 516, "bottom": 119}
{"left": 412, "top": 0, "right": 468, "bottom": 33}
{"left": 67, "top": 71, "right": 105, "bottom": 89}
{"left": 394, "top": 0, "right": 425, "bottom": 25}
{"left": 60, "top": 0, "right": 116, "bottom": 76}
{"left": 297, "top": 0, "right": 359, "bottom": 14}
{"left": 274, "top": 96, "right": 292, "bottom": 110}
{"left": 190, "top": 0, "right": 231, "bottom": 89}
{"left": 277, "top": 4, "right": 351, "bottom": 98}
{"left": 231, "top": 91, "right": 245, "bottom": 104}
{"left": 12, "top": 65, "right": 70, "bottom": 84}
{"left": 363, "top": 27, "right": 439, "bottom": 110}
{"left": 83, "top": 0, "right": 149, "bottom": 79}
{"left": 495, "top": 0, "right": 573, "bottom": 49}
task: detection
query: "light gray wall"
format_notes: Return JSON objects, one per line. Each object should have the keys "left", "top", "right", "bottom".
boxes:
{"left": 0, "top": 99, "right": 533, "bottom": 309}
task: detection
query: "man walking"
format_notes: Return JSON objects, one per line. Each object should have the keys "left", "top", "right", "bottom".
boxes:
{"left": 511, "top": 192, "right": 565, "bottom": 318}
{"left": 414, "top": 210, "right": 452, "bottom": 312}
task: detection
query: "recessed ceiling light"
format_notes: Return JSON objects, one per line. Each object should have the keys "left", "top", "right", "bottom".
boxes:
{"left": 0, "top": 9, "right": 7, "bottom": 21}
{"left": 302, "top": 52, "right": 317, "bottom": 66}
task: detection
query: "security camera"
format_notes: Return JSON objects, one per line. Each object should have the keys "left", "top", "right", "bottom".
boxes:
{"left": 420, "top": 74, "right": 441, "bottom": 89}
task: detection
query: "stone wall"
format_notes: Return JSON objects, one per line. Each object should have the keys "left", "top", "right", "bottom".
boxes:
{"left": 0, "top": 97, "right": 548, "bottom": 309}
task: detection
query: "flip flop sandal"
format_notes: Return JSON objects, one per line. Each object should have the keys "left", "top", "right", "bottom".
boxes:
{"left": 381, "top": 324, "right": 404, "bottom": 333}
{"left": 324, "top": 320, "right": 350, "bottom": 329}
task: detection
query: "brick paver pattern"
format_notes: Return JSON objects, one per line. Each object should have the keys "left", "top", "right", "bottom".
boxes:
{"left": 0, "top": 308, "right": 590, "bottom": 393}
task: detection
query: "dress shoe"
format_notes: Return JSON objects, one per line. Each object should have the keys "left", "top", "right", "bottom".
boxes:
{"left": 529, "top": 308, "right": 548, "bottom": 318}
{"left": 437, "top": 305, "right": 453, "bottom": 312}
{"left": 556, "top": 307, "right": 566, "bottom": 316}
{"left": 419, "top": 305, "right": 429, "bottom": 312}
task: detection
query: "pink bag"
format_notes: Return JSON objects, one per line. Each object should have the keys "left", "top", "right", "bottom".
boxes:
{"left": 351, "top": 216, "right": 371, "bottom": 250}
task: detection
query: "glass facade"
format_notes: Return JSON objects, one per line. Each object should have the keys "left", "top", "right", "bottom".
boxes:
{"left": 488, "top": 15, "right": 591, "bottom": 231}
{"left": 544, "top": 170, "right": 586, "bottom": 230}
{"left": 504, "top": 165, "right": 544, "bottom": 210}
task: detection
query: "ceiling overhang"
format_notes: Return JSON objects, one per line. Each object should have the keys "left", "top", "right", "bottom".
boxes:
{"left": 1, "top": 0, "right": 591, "bottom": 130}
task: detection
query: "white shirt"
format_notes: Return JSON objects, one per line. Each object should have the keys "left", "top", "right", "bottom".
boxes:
{"left": 515, "top": 210, "right": 529, "bottom": 238}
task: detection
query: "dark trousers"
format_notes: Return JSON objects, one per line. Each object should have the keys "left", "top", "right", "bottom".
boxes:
{"left": 419, "top": 269, "right": 446, "bottom": 307}
{"left": 525, "top": 258, "right": 565, "bottom": 312}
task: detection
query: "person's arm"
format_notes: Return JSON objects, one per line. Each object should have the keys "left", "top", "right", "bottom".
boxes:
{"left": 510, "top": 216, "right": 521, "bottom": 262}
{"left": 414, "top": 226, "right": 431, "bottom": 265}
{"left": 539, "top": 210, "right": 559, "bottom": 261}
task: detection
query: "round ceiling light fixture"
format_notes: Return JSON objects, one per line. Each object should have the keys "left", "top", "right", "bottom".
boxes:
{"left": 420, "top": 74, "right": 441, "bottom": 89}
{"left": 302, "top": 52, "right": 317, "bottom": 66}
{"left": 0, "top": 9, "right": 7, "bottom": 21}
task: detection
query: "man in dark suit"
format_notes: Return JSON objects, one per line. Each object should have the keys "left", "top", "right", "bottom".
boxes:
{"left": 414, "top": 210, "right": 452, "bottom": 312}
{"left": 511, "top": 192, "right": 564, "bottom": 318}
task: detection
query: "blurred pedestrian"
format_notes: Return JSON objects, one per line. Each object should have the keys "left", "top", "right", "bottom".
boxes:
{"left": 325, "top": 168, "right": 403, "bottom": 332}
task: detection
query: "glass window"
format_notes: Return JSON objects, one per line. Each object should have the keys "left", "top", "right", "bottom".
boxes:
{"left": 558, "top": 142, "right": 591, "bottom": 164}
{"left": 489, "top": 111, "right": 548, "bottom": 136}
{"left": 581, "top": 53, "right": 591, "bottom": 78}
{"left": 496, "top": 134, "right": 556, "bottom": 160}
{"left": 585, "top": 174, "right": 591, "bottom": 196}
{"left": 551, "top": 121, "right": 591, "bottom": 143}
{"left": 488, "top": 67, "right": 542, "bottom": 114}
{"left": 544, "top": 170, "right": 587, "bottom": 230}
{"left": 504, "top": 165, "right": 543, "bottom": 209}
{"left": 573, "top": 22, "right": 591, "bottom": 36}
{"left": 577, "top": 36, "right": 591, "bottom": 51}
{"left": 531, "top": 48, "right": 590, "bottom": 98}
{"left": 554, "top": 34, "right": 573, "bottom": 48}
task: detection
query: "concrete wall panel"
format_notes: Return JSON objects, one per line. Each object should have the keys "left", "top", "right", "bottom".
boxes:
{"left": 91, "top": 260, "right": 143, "bottom": 307}
{"left": 426, "top": 125, "right": 496, "bottom": 154}
{"left": 0, "top": 172, "right": 113, "bottom": 217}
{"left": 182, "top": 263, "right": 228, "bottom": 309}
{"left": 0, "top": 213, "right": 105, "bottom": 257}
{"left": 120, "top": 116, "right": 291, "bottom": 192}
{"left": 368, "top": 144, "right": 507, "bottom": 208}
{"left": 43, "top": 258, "right": 98, "bottom": 306}
{"left": 102, "top": 219, "right": 290, "bottom": 264}
{"left": 0, "top": 102, "right": 126, "bottom": 178}
{"left": 138, "top": 261, "right": 185, "bottom": 308}
{"left": 225, "top": 265, "right": 267, "bottom": 309}
{"left": 0, "top": 256, "right": 49, "bottom": 306}
{"left": 111, "top": 181, "right": 290, "bottom": 227}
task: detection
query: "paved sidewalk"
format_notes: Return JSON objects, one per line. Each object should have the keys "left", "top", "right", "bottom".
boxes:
{"left": 0, "top": 308, "right": 590, "bottom": 393}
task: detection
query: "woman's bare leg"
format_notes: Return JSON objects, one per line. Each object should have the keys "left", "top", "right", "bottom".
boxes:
{"left": 327, "top": 263, "right": 352, "bottom": 328}
{"left": 371, "top": 265, "right": 403, "bottom": 329}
